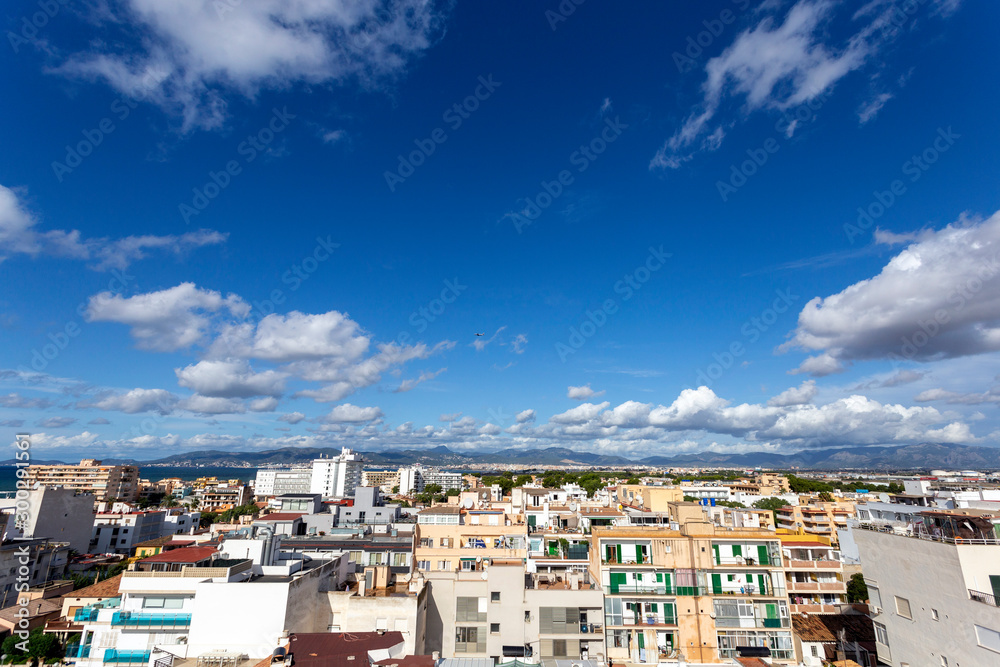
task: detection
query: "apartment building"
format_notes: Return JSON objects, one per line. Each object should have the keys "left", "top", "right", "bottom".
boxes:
{"left": 617, "top": 485, "right": 684, "bottom": 512}
{"left": 423, "top": 470, "right": 464, "bottom": 492}
{"left": 312, "top": 448, "right": 365, "bottom": 498}
{"left": 199, "top": 483, "right": 251, "bottom": 511}
{"left": 26, "top": 459, "right": 139, "bottom": 502}
{"left": 339, "top": 487, "right": 402, "bottom": 526}
{"left": 362, "top": 469, "right": 400, "bottom": 490}
{"left": 0, "top": 538, "right": 70, "bottom": 607}
{"left": 589, "top": 510, "right": 794, "bottom": 664}
{"left": 775, "top": 501, "right": 853, "bottom": 545}
{"left": 64, "top": 548, "right": 338, "bottom": 666}
{"left": 90, "top": 510, "right": 166, "bottom": 555}
{"left": 709, "top": 506, "right": 776, "bottom": 531}
{"left": 854, "top": 510, "right": 1000, "bottom": 667}
{"left": 413, "top": 506, "right": 527, "bottom": 574}
{"left": 779, "top": 536, "right": 847, "bottom": 614}
{"left": 727, "top": 473, "right": 791, "bottom": 496}
{"left": 0, "top": 486, "right": 94, "bottom": 552}
{"left": 254, "top": 467, "right": 313, "bottom": 497}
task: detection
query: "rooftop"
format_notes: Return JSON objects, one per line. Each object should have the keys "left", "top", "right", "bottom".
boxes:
{"left": 138, "top": 545, "right": 219, "bottom": 564}
{"left": 792, "top": 613, "right": 876, "bottom": 643}
{"left": 287, "top": 632, "right": 404, "bottom": 667}
{"left": 67, "top": 573, "right": 123, "bottom": 599}
{"left": 254, "top": 512, "right": 306, "bottom": 521}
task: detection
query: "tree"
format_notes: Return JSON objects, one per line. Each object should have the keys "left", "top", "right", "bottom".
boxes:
{"left": 625, "top": 477, "right": 641, "bottom": 485}
{"left": 752, "top": 497, "right": 789, "bottom": 523}
{"left": 887, "top": 482, "right": 904, "bottom": 494}
{"left": 199, "top": 512, "right": 219, "bottom": 528}
{"left": 391, "top": 485, "right": 400, "bottom": 494}
{"left": 847, "top": 573, "right": 869, "bottom": 603}
{"left": 2, "top": 628, "right": 60, "bottom": 663}
{"left": 446, "top": 488, "right": 460, "bottom": 497}
{"left": 818, "top": 491, "right": 835, "bottom": 502}
{"left": 514, "top": 474, "right": 533, "bottom": 487}
{"left": 683, "top": 495, "right": 699, "bottom": 503}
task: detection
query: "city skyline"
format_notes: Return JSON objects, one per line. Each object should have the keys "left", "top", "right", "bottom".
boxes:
{"left": 4, "top": 0, "right": 1000, "bottom": 461}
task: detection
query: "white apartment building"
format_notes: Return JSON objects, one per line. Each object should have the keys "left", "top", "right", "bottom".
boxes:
{"left": 311, "top": 449, "right": 364, "bottom": 498}
{"left": 854, "top": 512, "right": 1000, "bottom": 667}
{"left": 254, "top": 467, "right": 313, "bottom": 497}
{"left": 90, "top": 511, "right": 166, "bottom": 555}
{"left": 398, "top": 466, "right": 424, "bottom": 495}
{"left": 398, "top": 466, "right": 463, "bottom": 495}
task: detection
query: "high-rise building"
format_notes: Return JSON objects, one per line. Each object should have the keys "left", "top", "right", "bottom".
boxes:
{"left": 26, "top": 459, "right": 139, "bottom": 502}
{"left": 254, "top": 467, "right": 312, "bottom": 497}
{"left": 310, "top": 448, "right": 364, "bottom": 498}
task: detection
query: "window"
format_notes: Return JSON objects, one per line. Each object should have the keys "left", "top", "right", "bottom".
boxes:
{"left": 143, "top": 597, "right": 185, "bottom": 609}
{"left": 490, "top": 623, "right": 500, "bottom": 634}
{"left": 455, "top": 626, "right": 485, "bottom": 653}
{"left": 975, "top": 625, "right": 1000, "bottom": 653}
{"left": 392, "top": 552, "right": 409, "bottom": 567}
{"left": 491, "top": 592, "right": 501, "bottom": 602}
{"left": 419, "top": 538, "right": 433, "bottom": 548}
{"left": 438, "top": 561, "right": 450, "bottom": 571}
{"left": 417, "top": 560, "right": 431, "bottom": 571}
{"left": 931, "top": 608, "right": 939, "bottom": 621}
{"left": 895, "top": 596, "right": 912, "bottom": 619}
{"left": 349, "top": 551, "right": 362, "bottom": 563}
{"left": 811, "top": 646, "right": 819, "bottom": 657}
{"left": 874, "top": 621, "right": 889, "bottom": 646}
{"left": 457, "top": 597, "right": 487, "bottom": 622}
{"left": 867, "top": 583, "right": 882, "bottom": 611}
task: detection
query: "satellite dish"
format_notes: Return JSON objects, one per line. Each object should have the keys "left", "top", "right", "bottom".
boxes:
{"left": 462, "top": 498, "right": 474, "bottom": 509}
{"left": 878, "top": 493, "right": 891, "bottom": 503}
{"left": 570, "top": 502, "right": 578, "bottom": 511}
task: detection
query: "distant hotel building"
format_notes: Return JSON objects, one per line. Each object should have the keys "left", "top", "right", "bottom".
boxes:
{"left": 310, "top": 448, "right": 364, "bottom": 498}
{"left": 398, "top": 465, "right": 464, "bottom": 495}
{"left": 26, "top": 459, "right": 139, "bottom": 502}
{"left": 254, "top": 466, "right": 312, "bottom": 497}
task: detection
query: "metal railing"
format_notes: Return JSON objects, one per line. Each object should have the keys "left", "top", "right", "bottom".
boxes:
{"left": 970, "top": 589, "right": 1000, "bottom": 606}
{"left": 608, "top": 584, "right": 705, "bottom": 596}
{"left": 66, "top": 644, "right": 92, "bottom": 659}
{"left": 856, "top": 522, "right": 1000, "bottom": 545}
{"left": 103, "top": 650, "right": 152, "bottom": 664}
{"left": 111, "top": 611, "right": 192, "bottom": 628}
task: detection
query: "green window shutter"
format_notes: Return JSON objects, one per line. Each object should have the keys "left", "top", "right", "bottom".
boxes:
{"left": 766, "top": 603, "right": 777, "bottom": 619}
{"left": 712, "top": 544, "right": 720, "bottom": 564}
{"left": 616, "top": 544, "right": 622, "bottom": 562}
{"left": 650, "top": 603, "right": 658, "bottom": 613}
{"left": 606, "top": 544, "right": 614, "bottom": 562}
{"left": 610, "top": 572, "right": 625, "bottom": 594}
{"left": 636, "top": 544, "right": 643, "bottom": 563}
{"left": 758, "top": 575, "right": 767, "bottom": 593}
{"left": 991, "top": 575, "right": 1000, "bottom": 602}
{"left": 732, "top": 545, "right": 742, "bottom": 557}
{"left": 528, "top": 515, "right": 536, "bottom": 527}
{"left": 758, "top": 545, "right": 769, "bottom": 565}
{"left": 712, "top": 573, "right": 722, "bottom": 594}
{"left": 663, "top": 572, "right": 672, "bottom": 590}
{"left": 656, "top": 573, "right": 663, "bottom": 582}
{"left": 637, "top": 631, "right": 644, "bottom": 649}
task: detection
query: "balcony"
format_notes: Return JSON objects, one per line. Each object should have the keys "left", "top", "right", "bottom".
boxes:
{"left": 111, "top": 612, "right": 192, "bottom": 628}
{"left": 103, "top": 650, "right": 151, "bottom": 664}
{"left": 790, "top": 603, "right": 840, "bottom": 614}
{"left": 66, "top": 644, "right": 92, "bottom": 659}
{"left": 786, "top": 559, "right": 841, "bottom": 569}
{"left": 970, "top": 589, "right": 1000, "bottom": 607}
{"left": 715, "top": 615, "right": 790, "bottom": 629}
{"left": 608, "top": 584, "right": 705, "bottom": 596}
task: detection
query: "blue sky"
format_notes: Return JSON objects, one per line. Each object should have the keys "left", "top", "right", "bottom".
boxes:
{"left": 3, "top": 0, "right": 1000, "bottom": 461}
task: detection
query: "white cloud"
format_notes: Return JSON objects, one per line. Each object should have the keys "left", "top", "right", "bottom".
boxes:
{"left": 179, "top": 394, "right": 246, "bottom": 415}
{"left": 248, "top": 397, "right": 279, "bottom": 412}
{"left": 508, "top": 333, "right": 528, "bottom": 354}
{"left": 56, "top": 0, "right": 449, "bottom": 131}
{"left": 652, "top": 0, "right": 915, "bottom": 168}
{"left": 322, "top": 129, "right": 347, "bottom": 144}
{"left": 472, "top": 326, "right": 506, "bottom": 351}
{"left": 36, "top": 417, "right": 77, "bottom": 428}
{"left": 783, "top": 211, "right": 1000, "bottom": 373}
{"left": 768, "top": 380, "right": 818, "bottom": 406}
{"left": 323, "top": 403, "right": 383, "bottom": 423}
{"left": 28, "top": 431, "right": 99, "bottom": 449}
{"left": 175, "top": 359, "right": 286, "bottom": 398}
{"left": 857, "top": 92, "right": 893, "bottom": 124}
{"left": 567, "top": 384, "right": 605, "bottom": 401}
{"left": 394, "top": 368, "right": 446, "bottom": 393}
{"left": 0, "top": 185, "right": 225, "bottom": 270}
{"left": 88, "top": 388, "right": 177, "bottom": 414}
{"left": 515, "top": 409, "right": 536, "bottom": 424}
{"left": 0, "top": 393, "right": 54, "bottom": 409}
{"left": 87, "top": 283, "right": 248, "bottom": 351}
{"left": 550, "top": 401, "right": 611, "bottom": 425}
{"left": 278, "top": 412, "right": 306, "bottom": 424}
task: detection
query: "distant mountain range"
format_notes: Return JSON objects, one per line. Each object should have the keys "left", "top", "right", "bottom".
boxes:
{"left": 6, "top": 442, "right": 1000, "bottom": 471}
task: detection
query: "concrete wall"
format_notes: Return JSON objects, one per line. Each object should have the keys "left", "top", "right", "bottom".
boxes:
{"left": 24, "top": 487, "right": 94, "bottom": 552}
{"left": 326, "top": 583, "right": 427, "bottom": 655}
{"left": 855, "top": 529, "right": 1000, "bottom": 666}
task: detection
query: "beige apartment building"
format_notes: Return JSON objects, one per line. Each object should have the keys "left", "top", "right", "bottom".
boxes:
{"left": 728, "top": 473, "right": 791, "bottom": 496}
{"left": 26, "top": 459, "right": 139, "bottom": 502}
{"left": 775, "top": 501, "right": 853, "bottom": 545}
{"left": 361, "top": 469, "right": 400, "bottom": 489}
{"left": 617, "top": 485, "right": 684, "bottom": 512}
{"left": 778, "top": 536, "right": 847, "bottom": 614}
{"left": 589, "top": 504, "right": 794, "bottom": 664}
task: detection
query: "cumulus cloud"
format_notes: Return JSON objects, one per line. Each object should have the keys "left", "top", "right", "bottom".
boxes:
{"left": 323, "top": 403, "right": 384, "bottom": 423}
{"left": 87, "top": 283, "right": 248, "bottom": 351}
{"left": 550, "top": 401, "right": 611, "bottom": 425}
{"left": 0, "top": 184, "right": 225, "bottom": 270}
{"left": 515, "top": 409, "right": 536, "bottom": 424}
{"left": 179, "top": 394, "right": 246, "bottom": 415}
{"left": 0, "top": 393, "right": 54, "bottom": 410}
{"left": 278, "top": 412, "right": 306, "bottom": 424}
{"left": 652, "top": 0, "right": 932, "bottom": 168}
{"left": 783, "top": 211, "right": 1000, "bottom": 374}
{"left": 854, "top": 369, "right": 927, "bottom": 390}
{"left": 175, "top": 359, "right": 286, "bottom": 398}
{"left": 55, "top": 0, "right": 449, "bottom": 131}
{"left": 248, "top": 397, "right": 279, "bottom": 412}
{"left": 85, "top": 388, "right": 178, "bottom": 414}
{"left": 567, "top": 384, "right": 605, "bottom": 401}
{"left": 768, "top": 380, "right": 818, "bottom": 406}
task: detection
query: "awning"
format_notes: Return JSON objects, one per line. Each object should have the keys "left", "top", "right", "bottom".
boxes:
{"left": 502, "top": 646, "right": 526, "bottom": 657}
